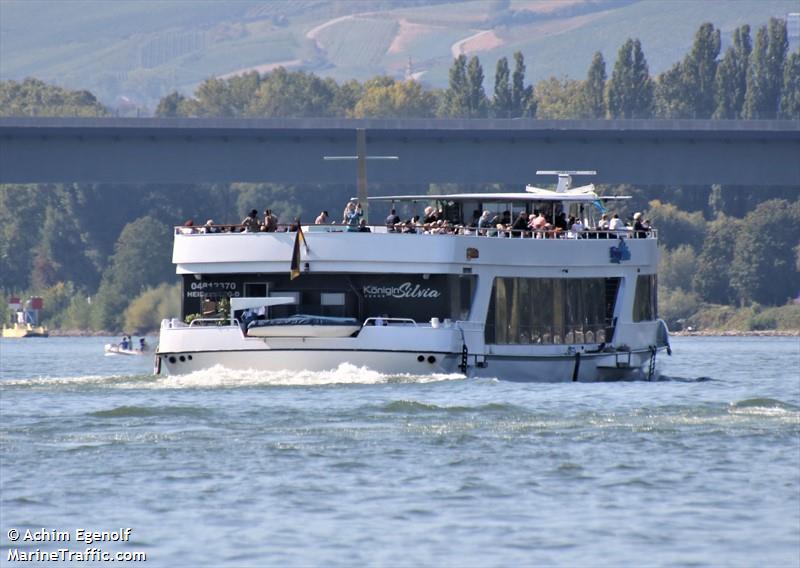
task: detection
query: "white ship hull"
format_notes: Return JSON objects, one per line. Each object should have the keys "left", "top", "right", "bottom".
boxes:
{"left": 156, "top": 320, "right": 667, "bottom": 381}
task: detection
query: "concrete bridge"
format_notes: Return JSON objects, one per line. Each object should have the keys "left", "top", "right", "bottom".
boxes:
{"left": 0, "top": 117, "right": 798, "bottom": 187}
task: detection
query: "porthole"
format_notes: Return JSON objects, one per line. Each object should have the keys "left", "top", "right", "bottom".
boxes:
{"left": 417, "top": 355, "right": 425, "bottom": 362}
{"left": 188, "top": 355, "right": 193, "bottom": 360}
{"left": 427, "top": 355, "right": 436, "bottom": 364}
{"left": 179, "top": 355, "right": 186, "bottom": 362}
{"left": 168, "top": 356, "right": 176, "bottom": 364}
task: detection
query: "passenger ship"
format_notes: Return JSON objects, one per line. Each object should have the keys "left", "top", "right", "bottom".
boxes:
{"left": 156, "top": 172, "right": 670, "bottom": 381}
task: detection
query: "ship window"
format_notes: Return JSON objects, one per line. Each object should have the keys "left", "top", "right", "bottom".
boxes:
{"left": 633, "top": 275, "right": 657, "bottom": 322}
{"left": 485, "top": 277, "right": 618, "bottom": 344}
{"left": 321, "top": 293, "right": 345, "bottom": 306}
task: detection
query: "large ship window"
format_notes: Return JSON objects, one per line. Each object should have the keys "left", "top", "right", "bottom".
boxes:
{"left": 485, "top": 277, "right": 619, "bottom": 344}
{"left": 633, "top": 275, "right": 658, "bottom": 322}
{"left": 320, "top": 292, "right": 346, "bottom": 317}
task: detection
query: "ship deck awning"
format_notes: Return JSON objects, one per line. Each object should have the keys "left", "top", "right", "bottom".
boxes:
{"left": 362, "top": 192, "right": 632, "bottom": 203}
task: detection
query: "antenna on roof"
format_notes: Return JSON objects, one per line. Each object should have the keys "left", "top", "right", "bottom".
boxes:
{"left": 536, "top": 170, "right": 597, "bottom": 193}
{"left": 324, "top": 129, "right": 399, "bottom": 222}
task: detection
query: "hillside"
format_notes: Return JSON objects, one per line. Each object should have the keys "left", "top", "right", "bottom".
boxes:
{"left": 0, "top": 0, "right": 797, "bottom": 109}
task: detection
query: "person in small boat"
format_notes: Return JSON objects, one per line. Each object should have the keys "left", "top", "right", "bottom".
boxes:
{"left": 241, "top": 209, "right": 260, "bottom": 232}
{"left": 315, "top": 211, "right": 329, "bottom": 224}
{"left": 358, "top": 218, "right": 371, "bottom": 232}
{"left": 120, "top": 335, "right": 130, "bottom": 350}
{"left": 139, "top": 337, "right": 147, "bottom": 351}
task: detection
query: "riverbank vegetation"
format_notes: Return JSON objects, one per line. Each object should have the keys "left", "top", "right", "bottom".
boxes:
{"left": 1, "top": 19, "right": 798, "bottom": 333}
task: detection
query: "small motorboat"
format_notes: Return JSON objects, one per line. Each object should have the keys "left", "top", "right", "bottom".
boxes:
{"left": 104, "top": 343, "right": 148, "bottom": 356}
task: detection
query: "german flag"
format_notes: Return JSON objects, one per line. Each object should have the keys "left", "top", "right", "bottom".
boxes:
{"left": 289, "top": 222, "right": 308, "bottom": 280}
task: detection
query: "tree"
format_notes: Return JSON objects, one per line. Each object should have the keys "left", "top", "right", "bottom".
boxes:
{"left": 607, "top": 38, "right": 653, "bottom": 118}
{"left": 534, "top": 77, "right": 585, "bottom": 119}
{"left": 466, "top": 56, "right": 488, "bottom": 118}
{"left": 644, "top": 200, "right": 706, "bottom": 251}
{"left": 692, "top": 216, "right": 741, "bottom": 305}
{"left": 743, "top": 19, "right": 788, "bottom": 119}
{"left": 655, "top": 62, "right": 692, "bottom": 118}
{"left": 682, "top": 23, "right": 720, "bottom": 118}
{"left": 441, "top": 55, "right": 469, "bottom": 117}
{"left": 511, "top": 51, "right": 535, "bottom": 117}
{"left": 155, "top": 91, "right": 186, "bottom": 117}
{"left": 713, "top": 25, "right": 751, "bottom": 118}
{"left": 0, "top": 78, "right": 108, "bottom": 117}
{"left": 248, "top": 68, "right": 336, "bottom": 118}
{"left": 779, "top": 50, "right": 800, "bottom": 119}
{"left": 91, "top": 216, "right": 173, "bottom": 330}
{"left": 583, "top": 51, "right": 606, "bottom": 118}
{"left": 492, "top": 56, "right": 512, "bottom": 118}
{"left": 352, "top": 79, "right": 437, "bottom": 118}
{"left": 730, "top": 199, "right": 800, "bottom": 306}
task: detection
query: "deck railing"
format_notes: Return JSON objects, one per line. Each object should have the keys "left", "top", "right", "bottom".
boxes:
{"left": 175, "top": 223, "right": 658, "bottom": 240}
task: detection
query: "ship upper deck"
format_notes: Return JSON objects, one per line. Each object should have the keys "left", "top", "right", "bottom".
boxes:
{"left": 172, "top": 223, "right": 659, "bottom": 276}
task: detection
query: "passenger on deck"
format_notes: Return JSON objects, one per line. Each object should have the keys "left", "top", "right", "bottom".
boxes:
{"left": 315, "top": 211, "right": 329, "bottom": 224}
{"left": 571, "top": 217, "right": 585, "bottom": 237}
{"left": 598, "top": 213, "right": 610, "bottom": 230}
{"left": 241, "top": 210, "right": 260, "bottom": 232}
{"left": 511, "top": 211, "right": 529, "bottom": 237}
{"left": 477, "top": 210, "right": 492, "bottom": 235}
{"left": 342, "top": 202, "right": 354, "bottom": 224}
{"left": 180, "top": 220, "right": 195, "bottom": 234}
{"left": 423, "top": 206, "right": 437, "bottom": 224}
{"left": 554, "top": 212, "right": 568, "bottom": 231}
{"left": 358, "top": 218, "right": 371, "bottom": 232}
{"left": 609, "top": 213, "right": 623, "bottom": 231}
{"left": 385, "top": 208, "right": 400, "bottom": 231}
{"left": 345, "top": 203, "right": 363, "bottom": 232}
{"left": 202, "top": 219, "right": 219, "bottom": 234}
{"left": 263, "top": 209, "right": 278, "bottom": 232}
{"left": 633, "top": 212, "right": 649, "bottom": 238}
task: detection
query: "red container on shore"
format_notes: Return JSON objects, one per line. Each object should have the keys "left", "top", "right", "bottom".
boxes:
{"left": 29, "top": 297, "right": 43, "bottom": 310}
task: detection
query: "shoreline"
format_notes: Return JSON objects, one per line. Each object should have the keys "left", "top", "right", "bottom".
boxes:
{"left": 670, "top": 330, "right": 799, "bottom": 337}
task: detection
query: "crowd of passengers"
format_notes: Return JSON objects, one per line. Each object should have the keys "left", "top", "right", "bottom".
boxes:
{"left": 179, "top": 203, "right": 653, "bottom": 238}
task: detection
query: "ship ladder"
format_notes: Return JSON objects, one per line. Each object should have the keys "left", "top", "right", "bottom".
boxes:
{"left": 459, "top": 343, "right": 469, "bottom": 375}
{"left": 647, "top": 346, "right": 657, "bottom": 381}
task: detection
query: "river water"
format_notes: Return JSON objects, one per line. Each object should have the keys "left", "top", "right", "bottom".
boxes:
{"left": 1, "top": 336, "right": 798, "bottom": 567}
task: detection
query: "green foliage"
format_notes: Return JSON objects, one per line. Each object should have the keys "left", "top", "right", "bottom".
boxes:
{"left": 466, "top": 56, "right": 488, "bottom": 118}
{"left": 155, "top": 91, "right": 187, "bottom": 117}
{"left": 730, "top": 199, "right": 800, "bottom": 306}
{"left": 123, "top": 282, "right": 181, "bottom": 333}
{"left": 713, "top": 25, "right": 751, "bottom": 119}
{"left": 692, "top": 215, "right": 741, "bottom": 305}
{"left": 659, "top": 245, "right": 698, "bottom": 292}
{"left": 491, "top": 56, "right": 512, "bottom": 118}
{"left": 644, "top": 200, "right": 706, "bottom": 251}
{"left": 583, "top": 51, "right": 606, "bottom": 119}
{"left": 441, "top": 55, "right": 469, "bottom": 118}
{"left": 688, "top": 303, "right": 800, "bottom": 331}
{"left": 682, "top": 23, "right": 721, "bottom": 118}
{"left": 511, "top": 52, "right": 535, "bottom": 118}
{"left": 779, "top": 50, "right": 800, "bottom": 119}
{"left": 0, "top": 185, "right": 45, "bottom": 291}
{"left": 534, "top": 78, "right": 585, "bottom": 119}
{"left": 607, "top": 38, "right": 653, "bottom": 118}
{"left": 91, "top": 216, "right": 173, "bottom": 331}
{"left": 659, "top": 287, "right": 701, "bottom": 330}
{"left": 352, "top": 78, "right": 436, "bottom": 118}
{"left": 743, "top": 18, "right": 788, "bottom": 119}
{"left": 0, "top": 79, "right": 107, "bottom": 117}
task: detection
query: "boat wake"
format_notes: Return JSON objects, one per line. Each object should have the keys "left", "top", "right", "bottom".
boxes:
{"left": 149, "top": 363, "right": 466, "bottom": 389}
{"left": 1, "top": 363, "right": 466, "bottom": 390}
